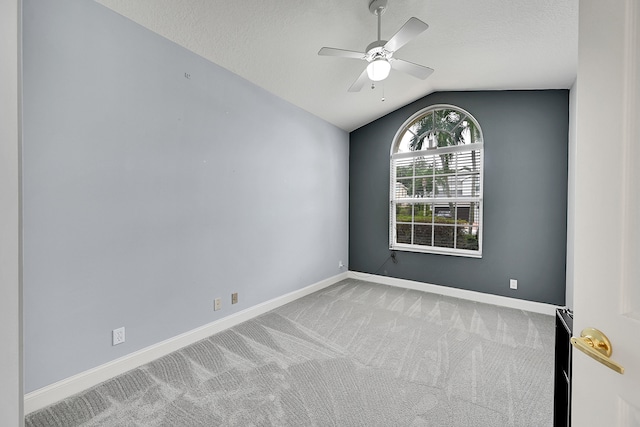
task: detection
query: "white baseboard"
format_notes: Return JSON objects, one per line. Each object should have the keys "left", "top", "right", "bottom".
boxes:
{"left": 24, "top": 272, "right": 348, "bottom": 415}
{"left": 347, "top": 271, "right": 559, "bottom": 316}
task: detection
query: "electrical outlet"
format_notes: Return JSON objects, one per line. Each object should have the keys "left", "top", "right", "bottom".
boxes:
{"left": 338, "top": 260, "right": 344, "bottom": 269}
{"left": 112, "top": 327, "right": 125, "bottom": 346}
{"left": 214, "top": 297, "right": 222, "bottom": 311}
{"left": 231, "top": 293, "right": 238, "bottom": 304}
{"left": 510, "top": 279, "right": 518, "bottom": 290}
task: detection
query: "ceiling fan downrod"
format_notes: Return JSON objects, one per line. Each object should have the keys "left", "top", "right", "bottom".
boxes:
{"left": 369, "top": 0, "right": 388, "bottom": 41}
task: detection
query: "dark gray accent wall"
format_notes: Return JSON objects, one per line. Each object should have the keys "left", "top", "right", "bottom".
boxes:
{"left": 23, "top": 0, "right": 348, "bottom": 392}
{"left": 350, "top": 91, "right": 568, "bottom": 305}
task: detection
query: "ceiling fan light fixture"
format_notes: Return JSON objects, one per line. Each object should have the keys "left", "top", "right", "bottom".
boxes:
{"left": 367, "top": 58, "right": 391, "bottom": 81}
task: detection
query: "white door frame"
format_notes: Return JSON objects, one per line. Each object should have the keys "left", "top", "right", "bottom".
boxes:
{"left": 0, "top": 0, "right": 24, "bottom": 426}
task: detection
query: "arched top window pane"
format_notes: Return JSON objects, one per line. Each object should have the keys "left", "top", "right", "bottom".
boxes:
{"left": 392, "top": 105, "right": 483, "bottom": 154}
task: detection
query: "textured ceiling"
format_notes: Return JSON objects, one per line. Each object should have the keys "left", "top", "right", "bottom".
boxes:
{"left": 96, "top": 0, "right": 578, "bottom": 132}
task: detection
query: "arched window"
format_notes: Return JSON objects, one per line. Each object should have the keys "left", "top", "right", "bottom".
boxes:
{"left": 390, "top": 105, "right": 484, "bottom": 257}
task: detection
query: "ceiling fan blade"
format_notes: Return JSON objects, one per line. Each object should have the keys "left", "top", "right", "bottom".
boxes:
{"left": 391, "top": 59, "right": 434, "bottom": 80}
{"left": 384, "top": 17, "right": 429, "bottom": 52}
{"left": 348, "top": 68, "right": 370, "bottom": 92}
{"left": 318, "top": 47, "right": 366, "bottom": 60}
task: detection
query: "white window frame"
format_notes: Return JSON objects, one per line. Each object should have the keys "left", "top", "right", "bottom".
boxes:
{"left": 389, "top": 104, "right": 484, "bottom": 258}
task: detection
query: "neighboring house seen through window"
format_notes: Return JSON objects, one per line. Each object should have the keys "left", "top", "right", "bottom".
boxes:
{"left": 390, "top": 105, "right": 483, "bottom": 257}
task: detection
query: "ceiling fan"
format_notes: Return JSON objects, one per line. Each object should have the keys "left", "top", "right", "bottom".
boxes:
{"left": 318, "top": 0, "right": 434, "bottom": 92}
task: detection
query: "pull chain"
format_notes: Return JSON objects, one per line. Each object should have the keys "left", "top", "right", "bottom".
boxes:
{"left": 370, "top": 81, "right": 385, "bottom": 101}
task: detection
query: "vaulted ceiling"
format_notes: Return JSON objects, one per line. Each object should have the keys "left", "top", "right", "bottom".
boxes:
{"left": 97, "top": 0, "right": 578, "bottom": 132}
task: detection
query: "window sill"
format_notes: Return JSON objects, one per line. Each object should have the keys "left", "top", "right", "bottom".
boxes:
{"left": 390, "top": 244, "right": 482, "bottom": 258}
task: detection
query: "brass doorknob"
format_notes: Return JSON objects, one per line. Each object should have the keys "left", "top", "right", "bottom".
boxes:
{"left": 570, "top": 327, "right": 624, "bottom": 374}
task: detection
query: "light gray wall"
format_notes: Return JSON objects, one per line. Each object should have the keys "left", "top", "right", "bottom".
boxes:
{"left": 22, "top": 0, "right": 349, "bottom": 392}
{"left": 350, "top": 90, "right": 568, "bottom": 306}
{"left": 0, "top": 0, "right": 24, "bottom": 424}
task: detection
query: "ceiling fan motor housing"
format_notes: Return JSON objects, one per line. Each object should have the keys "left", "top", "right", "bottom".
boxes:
{"left": 365, "top": 40, "right": 390, "bottom": 62}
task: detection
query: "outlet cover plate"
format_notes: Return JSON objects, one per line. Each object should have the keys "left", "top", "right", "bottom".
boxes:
{"left": 214, "top": 298, "right": 222, "bottom": 311}
{"left": 231, "top": 293, "right": 238, "bottom": 304}
{"left": 113, "top": 327, "right": 125, "bottom": 346}
{"left": 510, "top": 279, "right": 518, "bottom": 290}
